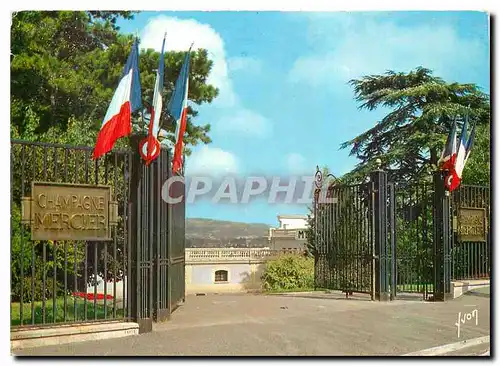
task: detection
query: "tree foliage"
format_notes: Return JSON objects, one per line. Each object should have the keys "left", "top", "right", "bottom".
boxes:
{"left": 305, "top": 165, "right": 339, "bottom": 258}
{"left": 10, "top": 11, "right": 220, "bottom": 304}
{"left": 11, "top": 11, "right": 218, "bottom": 155}
{"left": 461, "top": 123, "right": 490, "bottom": 186}
{"left": 340, "top": 67, "right": 490, "bottom": 185}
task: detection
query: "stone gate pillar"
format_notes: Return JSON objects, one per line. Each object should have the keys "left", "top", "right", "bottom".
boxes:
{"left": 128, "top": 132, "right": 154, "bottom": 333}
{"left": 433, "top": 172, "right": 453, "bottom": 301}
{"left": 370, "top": 161, "right": 390, "bottom": 301}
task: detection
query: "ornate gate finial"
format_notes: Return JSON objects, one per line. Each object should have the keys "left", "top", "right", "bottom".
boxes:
{"left": 315, "top": 165, "right": 323, "bottom": 189}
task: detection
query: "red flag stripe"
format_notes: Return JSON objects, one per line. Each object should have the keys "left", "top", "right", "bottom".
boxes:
{"left": 172, "top": 107, "right": 188, "bottom": 174}
{"left": 93, "top": 102, "right": 131, "bottom": 159}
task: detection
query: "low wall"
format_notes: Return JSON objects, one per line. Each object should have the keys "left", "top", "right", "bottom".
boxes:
{"left": 81, "top": 249, "right": 304, "bottom": 296}
{"left": 185, "top": 262, "right": 265, "bottom": 293}
{"left": 185, "top": 248, "right": 303, "bottom": 294}
{"left": 452, "top": 279, "right": 490, "bottom": 299}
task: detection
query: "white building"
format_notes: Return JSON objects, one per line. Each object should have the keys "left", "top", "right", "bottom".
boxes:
{"left": 268, "top": 214, "right": 309, "bottom": 250}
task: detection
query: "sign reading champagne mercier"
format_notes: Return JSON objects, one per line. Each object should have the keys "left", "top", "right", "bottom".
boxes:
{"left": 24, "top": 182, "right": 116, "bottom": 241}
{"left": 457, "top": 207, "right": 487, "bottom": 242}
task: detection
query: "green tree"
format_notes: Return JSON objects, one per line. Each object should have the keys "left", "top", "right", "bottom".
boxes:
{"left": 340, "top": 67, "right": 490, "bottom": 185}
{"left": 461, "top": 123, "right": 490, "bottom": 186}
{"left": 11, "top": 11, "right": 218, "bottom": 154}
{"left": 10, "top": 11, "right": 219, "bottom": 307}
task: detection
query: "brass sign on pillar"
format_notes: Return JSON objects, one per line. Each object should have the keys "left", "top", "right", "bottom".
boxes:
{"left": 21, "top": 182, "right": 117, "bottom": 241}
{"left": 456, "top": 207, "right": 487, "bottom": 242}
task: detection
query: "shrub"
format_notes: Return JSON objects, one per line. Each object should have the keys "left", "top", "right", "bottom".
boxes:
{"left": 12, "top": 275, "right": 59, "bottom": 303}
{"left": 10, "top": 203, "right": 85, "bottom": 303}
{"left": 261, "top": 254, "right": 314, "bottom": 291}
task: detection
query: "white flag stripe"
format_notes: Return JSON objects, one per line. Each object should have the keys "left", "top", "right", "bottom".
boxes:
{"left": 101, "top": 69, "right": 133, "bottom": 127}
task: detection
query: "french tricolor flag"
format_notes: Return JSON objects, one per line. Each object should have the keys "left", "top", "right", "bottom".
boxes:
{"left": 446, "top": 113, "right": 474, "bottom": 192}
{"left": 93, "top": 39, "right": 142, "bottom": 159}
{"left": 168, "top": 46, "right": 191, "bottom": 175}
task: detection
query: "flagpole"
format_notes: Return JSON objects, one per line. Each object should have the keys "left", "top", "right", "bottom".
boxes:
{"left": 181, "top": 43, "right": 193, "bottom": 176}
{"left": 157, "top": 32, "right": 168, "bottom": 135}
{"left": 134, "top": 29, "right": 146, "bottom": 135}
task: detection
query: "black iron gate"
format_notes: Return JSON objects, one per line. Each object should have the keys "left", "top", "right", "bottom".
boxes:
{"left": 314, "top": 180, "right": 375, "bottom": 297}
{"left": 313, "top": 167, "right": 394, "bottom": 300}
{"left": 390, "top": 182, "right": 434, "bottom": 300}
{"left": 451, "top": 185, "right": 491, "bottom": 280}
{"left": 11, "top": 138, "right": 185, "bottom": 332}
{"left": 10, "top": 140, "right": 132, "bottom": 327}
{"left": 312, "top": 165, "right": 490, "bottom": 302}
{"left": 390, "top": 181, "right": 491, "bottom": 300}
{"left": 153, "top": 146, "right": 185, "bottom": 323}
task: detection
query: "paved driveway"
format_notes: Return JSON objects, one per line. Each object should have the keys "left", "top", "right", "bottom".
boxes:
{"left": 14, "top": 289, "right": 490, "bottom": 356}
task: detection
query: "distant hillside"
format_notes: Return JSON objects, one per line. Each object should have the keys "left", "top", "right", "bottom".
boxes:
{"left": 185, "top": 218, "right": 271, "bottom": 248}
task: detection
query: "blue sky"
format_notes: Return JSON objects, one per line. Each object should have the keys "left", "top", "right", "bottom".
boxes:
{"left": 117, "top": 11, "right": 489, "bottom": 226}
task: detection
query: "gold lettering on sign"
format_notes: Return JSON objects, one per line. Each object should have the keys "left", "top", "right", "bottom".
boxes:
{"left": 457, "top": 208, "right": 487, "bottom": 242}
{"left": 30, "top": 182, "right": 112, "bottom": 241}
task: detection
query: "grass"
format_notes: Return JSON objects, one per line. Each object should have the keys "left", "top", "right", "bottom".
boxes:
{"left": 11, "top": 297, "right": 125, "bottom": 327}
{"left": 265, "top": 287, "right": 329, "bottom": 294}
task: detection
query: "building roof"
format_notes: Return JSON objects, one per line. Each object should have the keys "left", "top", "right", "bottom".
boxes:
{"left": 277, "top": 214, "right": 308, "bottom": 220}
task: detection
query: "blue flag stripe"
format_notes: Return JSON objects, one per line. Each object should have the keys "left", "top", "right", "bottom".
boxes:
{"left": 167, "top": 51, "right": 191, "bottom": 121}
{"left": 123, "top": 38, "right": 142, "bottom": 113}
{"left": 158, "top": 37, "right": 166, "bottom": 95}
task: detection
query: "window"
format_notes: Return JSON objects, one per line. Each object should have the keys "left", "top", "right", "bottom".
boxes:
{"left": 215, "top": 270, "right": 228, "bottom": 283}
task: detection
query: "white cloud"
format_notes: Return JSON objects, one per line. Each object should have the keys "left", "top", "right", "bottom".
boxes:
{"left": 141, "top": 15, "right": 237, "bottom": 107}
{"left": 288, "top": 15, "right": 488, "bottom": 87}
{"left": 286, "top": 153, "right": 308, "bottom": 174}
{"left": 186, "top": 146, "right": 239, "bottom": 176}
{"left": 214, "top": 108, "right": 272, "bottom": 138}
{"left": 228, "top": 56, "right": 263, "bottom": 74}
{"left": 141, "top": 15, "right": 272, "bottom": 138}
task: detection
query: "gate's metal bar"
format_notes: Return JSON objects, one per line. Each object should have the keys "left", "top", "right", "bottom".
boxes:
{"left": 73, "top": 242, "right": 78, "bottom": 321}
{"left": 113, "top": 153, "right": 118, "bottom": 319}
{"left": 361, "top": 185, "right": 365, "bottom": 292}
{"left": 154, "top": 155, "right": 160, "bottom": 320}
{"left": 64, "top": 241, "right": 68, "bottom": 322}
{"left": 19, "top": 144, "right": 25, "bottom": 325}
{"left": 165, "top": 150, "right": 170, "bottom": 309}
{"left": 139, "top": 164, "right": 144, "bottom": 320}
{"left": 31, "top": 146, "right": 37, "bottom": 324}
{"left": 42, "top": 240, "right": 47, "bottom": 323}
{"left": 389, "top": 183, "right": 396, "bottom": 300}
{"left": 63, "top": 148, "right": 69, "bottom": 322}
{"left": 355, "top": 185, "right": 360, "bottom": 291}
{"left": 334, "top": 188, "right": 339, "bottom": 290}
{"left": 371, "top": 181, "right": 376, "bottom": 301}
{"left": 126, "top": 154, "right": 131, "bottom": 321}
{"left": 52, "top": 241, "right": 57, "bottom": 323}
{"left": 149, "top": 162, "right": 154, "bottom": 320}
{"left": 167, "top": 171, "right": 173, "bottom": 316}
{"left": 41, "top": 146, "right": 48, "bottom": 323}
